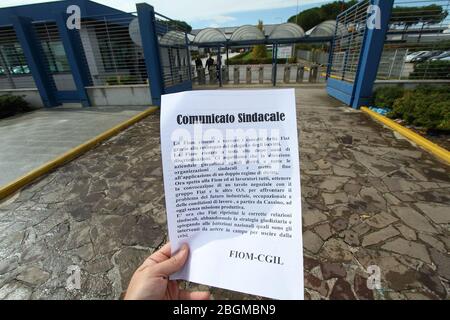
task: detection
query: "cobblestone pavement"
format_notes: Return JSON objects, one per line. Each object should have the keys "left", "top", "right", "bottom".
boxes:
{"left": 0, "top": 88, "right": 449, "bottom": 300}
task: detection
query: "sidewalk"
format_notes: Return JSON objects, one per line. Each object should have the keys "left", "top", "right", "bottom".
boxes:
{"left": 0, "top": 105, "right": 149, "bottom": 186}
{"left": 0, "top": 88, "right": 448, "bottom": 300}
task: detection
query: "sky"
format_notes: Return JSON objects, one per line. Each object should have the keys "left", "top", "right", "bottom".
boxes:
{"left": 0, "top": 0, "right": 330, "bottom": 29}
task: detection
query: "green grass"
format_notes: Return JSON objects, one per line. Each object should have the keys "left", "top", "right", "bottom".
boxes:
{"left": 240, "top": 51, "right": 271, "bottom": 61}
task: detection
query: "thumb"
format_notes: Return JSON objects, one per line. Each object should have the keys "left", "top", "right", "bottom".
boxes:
{"left": 152, "top": 244, "right": 189, "bottom": 277}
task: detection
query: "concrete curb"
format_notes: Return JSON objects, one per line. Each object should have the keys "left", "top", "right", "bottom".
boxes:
{"left": 361, "top": 107, "right": 450, "bottom": 165}
{"left": 0, "top": 106, "right": 158, "bottom": 201}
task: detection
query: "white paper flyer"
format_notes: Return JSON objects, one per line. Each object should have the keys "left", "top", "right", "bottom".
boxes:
{"left": 160, "top": 89, "right": 303, "bottom": 300}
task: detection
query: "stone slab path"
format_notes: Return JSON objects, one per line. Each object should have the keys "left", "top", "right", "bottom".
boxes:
{"left": 0, "top": 88, "right": 449, "bottom": 300}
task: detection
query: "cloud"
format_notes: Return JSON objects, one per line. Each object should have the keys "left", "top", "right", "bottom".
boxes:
{"left": 198, "top": 15, "right": 237, "bottom": 28}
{"left": 0, "top": 0, "right": 325, "bottom": 22}
{"left": 207, "top": 15, "right": 237, "bottom": 24}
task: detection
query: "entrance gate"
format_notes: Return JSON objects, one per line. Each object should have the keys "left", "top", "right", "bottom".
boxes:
{"left": 326, "top": 0, "right": 393, "bottom": 108}
{"left": 136, "top": 4, "right": 192, "bottom": 106}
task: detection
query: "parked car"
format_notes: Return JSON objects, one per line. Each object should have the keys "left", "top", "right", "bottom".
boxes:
{"left": 439, "top": 56, "right": 450, "bottom": 61}
{"left": 430, "top": 51, "right": 450, "bottom": 61}
{"left": 405, "top": 51, "right": 428, "bottom": 62}
{"left": 411, "top": 51, "right": 442, "bottom": 63}
{"left": 11, "top": 65, "right": 30, "bottom": 74}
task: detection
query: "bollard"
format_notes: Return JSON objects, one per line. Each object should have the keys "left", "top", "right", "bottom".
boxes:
{"left": 246, "top": 66, "right": 252, "bottom": 84}
{"left": 296, "top": 65, "right": 305, "bottom": 83}
{"left": 258, "top": 65, "right": 264, "bottom": 84}
{"left": 234, "top": 66, "right": 240, "bottom": 85}
{"left": 309, "top": 64, "right": 319, "bottom": 83}
{"left": 283, "top": 65, "right": 291, "bottom": 83}
{"left": 197, "top": 67, "right": 206, "bottom": 85}
{"left": 209, "top": 66, "right": 216, "bottom": 85}
{"left": 222, "top": 66, "right": 229, "bottom": 83}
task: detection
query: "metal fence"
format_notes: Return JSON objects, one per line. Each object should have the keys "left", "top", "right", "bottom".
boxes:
{"left": 0, "top": 26, "right": 36, "bottom": 90}
{"left": 297, "top": 49, "right": 330, "bottom": 65}
{"left": 80, "top": 12, "right": 148, "bottom": 86}
{"left": 155, "top": 13, "right": 191, "bottom": 88}
{"left": 193, "top": 62, "right": 326, "bottom": 86}
{"left": 329, "top": 0, "right": 370, "bottom": 82}
{"left": 378, "top": 0, "right": 450, "bottom": 81}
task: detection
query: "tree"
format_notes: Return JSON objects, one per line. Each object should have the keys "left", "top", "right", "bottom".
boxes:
{"left": 167, "top": 20, "right": 193, "bottom": 33}
{"left": 252, "top": 20, "right": 267, "bottom": 59}
{"left": 288, "top": 0, "right": 357, "bottom": 32}
{"left": 289, "top": 8, "right": 322, "bottom": 32}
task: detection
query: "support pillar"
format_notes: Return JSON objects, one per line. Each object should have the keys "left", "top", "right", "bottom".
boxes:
{"left": 217, "top": 46, "right": 222, "bottom": 87}
{"left": 272, "top": 44, "right": 278, "bottom": 86}
{"left": 137, "top": 3, "right": 164, "bottom": 106}
{"left": 12, "top": 16, "right": 58, "bottom": 107}
{"left": 234, "top": 66, "right": 240, "bottom": 85}
{"left": 351, "top": 0, "right": 394, "bottom": 108}
{"left": 56, "top": 13, "right": 92, "bottom": 107}
{"left": 297, "top": 65, "right": 305, "bottom": 83}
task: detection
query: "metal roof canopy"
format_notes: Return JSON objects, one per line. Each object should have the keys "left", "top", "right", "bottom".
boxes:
{"left": 191, "top": 36, "right": 333, "bottom": 48}
{"left": 191, "top": 22, "right": 332, "bottom": 48}
{"left": 192, "top": 28, "right": 227, "bottom": 44}
{"left": 229, "top": 25, "right": 265, "bottom": 41}
{"left": 160, "top": 30, "right": 194, "bottom": 46}
{"left": 269, "top": 23, "right": 305, "bottom": 39}
{"left": 307, "top": 20, "right": 347, "bottom": 37}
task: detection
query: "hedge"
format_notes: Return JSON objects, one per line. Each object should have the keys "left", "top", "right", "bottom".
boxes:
{"left": 373, "top": 86, "right": 405, "bottom": 109}
{"left": 373, "top": 86, "right": 450, "bottom": 131}
{"left": 0, "top": 94, "right": 31, "bottom": 118}
{"left": 409, "top": 61, "right": 450, "bottom": 80}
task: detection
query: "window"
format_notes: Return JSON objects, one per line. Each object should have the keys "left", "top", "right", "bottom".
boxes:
{"left": 95, "top": 23, "right": 136, "bottom": 72}
{"left": 0, "top": 43, "right": 30, "bottom": 75}
{"left": 34, "top": 22, "right": 71, "bottom": 74}
{"left": 41, "top": 41, "right": 71, "bottom": 73}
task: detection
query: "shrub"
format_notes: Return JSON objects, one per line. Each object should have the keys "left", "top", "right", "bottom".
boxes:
{"left": 387, "top": 86, "right": 450, "bottom": 131}
{"left": 409, "top": 61, "right": 450, "bottom": 80}
{"left": 373, "top": 86, "right": 405, "bottom": 109}
{"left": 0, "top": 94, "right": 30, "bottom": 118}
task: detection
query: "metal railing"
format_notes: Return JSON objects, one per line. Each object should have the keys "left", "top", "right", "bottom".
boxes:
{"left": 80, "top": 12, "right": 148, "bottom": 86}
{"left": 329, "top": 0, "right": 370, "bottom": 82}
{"left": 194, "top": 62, "right": 326, "bottom": 86}
{"left": 155, "top": 13, "right": 191, "bottom": 88}
{"left": 378, "top": 0, "right": 450, "bottom": 81}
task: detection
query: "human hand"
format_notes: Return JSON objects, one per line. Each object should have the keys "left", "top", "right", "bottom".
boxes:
{"left": 124, "top": 242, "right": 211, "bottom": 300}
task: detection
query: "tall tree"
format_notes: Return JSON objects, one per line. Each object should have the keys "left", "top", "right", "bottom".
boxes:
{"left": 288, "top": 0, "right": 357, "bottom": 32}
{"left": 252, "top": 20, "right": 267, "bottom": 59}
{"left": 167, "top": 20, "right": 193, "bottom": 33}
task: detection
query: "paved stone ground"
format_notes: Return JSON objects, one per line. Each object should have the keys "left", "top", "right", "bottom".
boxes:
{"left": 0, "top": 105, "right": 149, "bottom": 186}
{"left": 0, "top": 88, "right": 449, "bottom": 300}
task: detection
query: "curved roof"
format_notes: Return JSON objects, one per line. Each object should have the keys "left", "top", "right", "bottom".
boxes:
{"left": 229, "top": 25, "right": 265, "bottom": 42}
{"left": 160, "top": 31, "right": 186, "bottom": 46}
{"left": 306, "top": 20, "right": 347, "bottom": 37}
{"left": 268, "top": 23, "right": 305, "bottom": 40}
{"left": 192, "top": 28, "right": 227, "bottom": 44}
